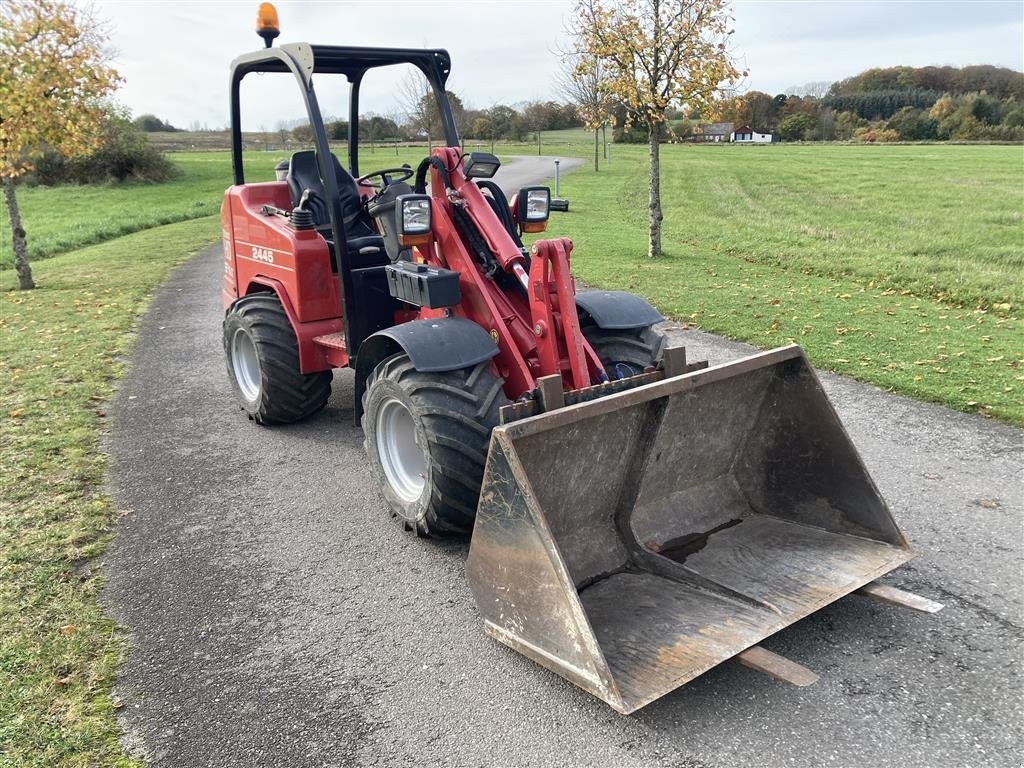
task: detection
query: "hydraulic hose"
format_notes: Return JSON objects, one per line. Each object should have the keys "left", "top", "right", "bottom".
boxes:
{"left": 414, "top": 156, "right": 452, "bottom": 194}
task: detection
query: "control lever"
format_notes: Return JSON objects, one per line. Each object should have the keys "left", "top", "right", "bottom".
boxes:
{"left": 259, "top": 204, "right": 290, "bottom": 218}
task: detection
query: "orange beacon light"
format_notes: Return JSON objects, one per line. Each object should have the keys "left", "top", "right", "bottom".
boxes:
{"left": 256, "top": 3, "right": 280, "bottom": 48}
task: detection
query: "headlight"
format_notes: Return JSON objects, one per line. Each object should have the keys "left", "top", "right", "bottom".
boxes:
{"left": 396, "top": 194, "right": 433, "bottom": 246}
{"left": 516, "top": 186, "right": 550, "bottom": 223}
{"left": 398, "top": 195, "right": 431, "bottom": 234}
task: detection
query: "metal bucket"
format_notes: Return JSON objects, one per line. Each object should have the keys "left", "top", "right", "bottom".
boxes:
{"left": 466, "top": 345, "right": 913, "bottom": 714}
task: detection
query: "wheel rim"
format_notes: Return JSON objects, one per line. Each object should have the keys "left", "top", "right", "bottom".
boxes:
{"left": 231, "top": 328, "right": 262, "bottom": 402}
{"left": 376, "top": 397, "right": 427, "bottom": 503}
{"left": 610, "top": 361, "right": 643, "bottom": 380}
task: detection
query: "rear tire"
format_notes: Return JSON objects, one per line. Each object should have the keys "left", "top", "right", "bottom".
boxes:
{"left": 223, "top": 293, "right": 331, "bottom": 424}
{"left": 361, "top": 353, "right": 508, "bottom": 537}
{"left": 583, "top": 324, "right": 666, "bottom": 380}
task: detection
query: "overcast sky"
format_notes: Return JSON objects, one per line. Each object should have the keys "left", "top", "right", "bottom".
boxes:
{"left": 96, "top": 0, "right": 1024, "bottom": 130}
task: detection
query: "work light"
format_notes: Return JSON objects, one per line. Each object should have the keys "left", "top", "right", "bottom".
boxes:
{"left": 516, "top": 186, "right": 551, "bottom": 228}
{"left": 397, "top": 194, "right": 432, "bottom": 246}
{"left": 463, "top": 152, "right": 501, "bottom": 179}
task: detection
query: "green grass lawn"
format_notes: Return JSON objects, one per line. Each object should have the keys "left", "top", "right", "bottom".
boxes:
{"left": 540, "top": 143, "right": 1023, "bottom": 424}
{"left": 0, "top": 217, "right": 219, "bottom": 766}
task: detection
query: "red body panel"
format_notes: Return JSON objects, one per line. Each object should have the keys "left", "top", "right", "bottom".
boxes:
{"left": 221, "top": 182, "right": 344, "bottom": 372}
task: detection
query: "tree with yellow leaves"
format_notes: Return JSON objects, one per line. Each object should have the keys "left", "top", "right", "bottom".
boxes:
{"left": 0, "top": 0, "right": 120, "bottom": 289}
{"left": 574, "top": 0, "right": 742, "bottom": 258}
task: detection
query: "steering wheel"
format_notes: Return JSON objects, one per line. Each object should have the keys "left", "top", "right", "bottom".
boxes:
{"left": 356, "top": 165, "right": 414, "bottom": 190}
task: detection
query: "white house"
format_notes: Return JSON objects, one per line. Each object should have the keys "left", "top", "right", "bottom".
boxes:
{"left": 731, "top": 124, "right": 774, "bottom": 143}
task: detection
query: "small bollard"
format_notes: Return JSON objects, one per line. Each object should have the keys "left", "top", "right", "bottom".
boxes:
{"left": 551, "top": 158, "right": 570, "bottom": 212}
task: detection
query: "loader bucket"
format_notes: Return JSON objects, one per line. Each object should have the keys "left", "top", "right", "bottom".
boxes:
{"left": 466, "top": 345, "right": 913, "bottom": 714}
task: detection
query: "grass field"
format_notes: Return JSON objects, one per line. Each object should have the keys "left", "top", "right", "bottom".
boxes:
{"left": 540, "top": 143, "right": 1023, "bottom": 424}
{"left": 0, "top": 219, "right": 218, "bottom": 767}
{"left": 3, "top": 143, "right": 1022, "bottom": 423}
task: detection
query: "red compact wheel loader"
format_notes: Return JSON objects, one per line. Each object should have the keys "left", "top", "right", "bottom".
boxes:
{"left": 219, "top": 6, "right": 940, "bottom": 714}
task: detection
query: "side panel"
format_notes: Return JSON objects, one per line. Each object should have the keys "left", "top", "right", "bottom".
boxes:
{"left": 225, "top": 182, "right": 340, "bottom": 324}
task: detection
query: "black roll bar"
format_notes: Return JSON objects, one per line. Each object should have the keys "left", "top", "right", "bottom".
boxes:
{"left": 227, "top": 42, "right": 459, "bottom": 356}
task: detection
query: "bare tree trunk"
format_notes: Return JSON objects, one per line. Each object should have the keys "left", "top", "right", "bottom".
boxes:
{"left": 3, "top": 177, "right": 34, "bottom": 290}
{"left": 647, "top": 122, "right": 663, "bottom": 259}
{"left": 602, "top": 124, "right": 608, "bottom": 159}
{"left": 536, "top": 130, "right": 542, "bottom": 156}
{"left": 593, "top": 128, "right": 600, "bottom": 172}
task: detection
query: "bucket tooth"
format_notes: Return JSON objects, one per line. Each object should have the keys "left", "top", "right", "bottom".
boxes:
{"left": 466, "top": 345, "right": 915, "bottom": 714}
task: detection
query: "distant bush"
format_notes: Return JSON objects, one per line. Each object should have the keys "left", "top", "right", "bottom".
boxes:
{"left": 132, "top": 114, "right": 181, "bottom": 132}
{"left": 854, "top": 127, "right": 900, "bottom": 143}
{"left": 666, "top": 119, "right": 693, "bottom": 141}
{"left": 886, "top": 107, "right": 939, "bottom": 140}
{"left": 32, "top": 109, "right": 177, "bottom": 185}
{"left": 613, "top": 123, "right": 650, "bottom": 143}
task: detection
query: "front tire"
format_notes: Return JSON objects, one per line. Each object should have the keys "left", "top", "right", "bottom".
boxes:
{"left": 223, "top": 293, "right": 331, "bottom": 424}
{"left": 583, "top": 324, "right": 666, "bottom": 380}
{"left": 361, "top": 353, "right": 508, "bottom": 536}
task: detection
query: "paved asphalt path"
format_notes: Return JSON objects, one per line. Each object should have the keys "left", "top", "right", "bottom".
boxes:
{"left": 103, "top": 154, "right": 1022, "bottom": 767}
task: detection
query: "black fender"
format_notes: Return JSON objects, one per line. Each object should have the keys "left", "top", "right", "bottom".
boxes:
{"left": 575, "top": 290, "right": 664, "bottom": 330}
{"left": 354, "top": 317, "right": 500, "bottom": 419}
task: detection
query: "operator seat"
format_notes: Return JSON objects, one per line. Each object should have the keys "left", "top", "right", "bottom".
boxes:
{"left": 286, "top": 150, "right": 387, "bottom": 268}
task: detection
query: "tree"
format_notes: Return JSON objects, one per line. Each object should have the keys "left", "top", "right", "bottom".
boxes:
{"left": 835, "top": 110, "right": 865, "bottom": 140}
{"left": 521, "top": 101, "right": 550, "bottom": 156}
{"left": 397, "top": 74, "right": 466, "bottom": 148}
{"left": 1, "top": 0, "right": 120, "bottom": 289}
{"left": 778, "top": 113, "right": 814, "bottom": 141}
{"left": 557, "top": 49, "right": 615, "bottom": 171}
{"left": 575, "top": 0, "right": 742, "bottom": 258}
{"left": 291, "top": 123, "right": 314, "bottom": 143}
{"left": 487, "top": 105, "right": 520, "bottom": 141}
{"left": 887, "top": 107, "right": 938, "bottom": 141}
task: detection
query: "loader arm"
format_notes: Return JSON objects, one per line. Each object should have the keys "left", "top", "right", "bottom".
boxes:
{"left": 420, "top": 147, "right": 606, "bottom": 394}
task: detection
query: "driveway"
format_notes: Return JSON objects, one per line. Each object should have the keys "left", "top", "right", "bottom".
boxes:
{"left": 103, "top": 155, "right": 1022, "bottom": 767}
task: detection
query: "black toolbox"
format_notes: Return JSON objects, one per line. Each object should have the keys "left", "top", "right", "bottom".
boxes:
{"left": 384, "top": 261, "right": 461, "bottom": 309}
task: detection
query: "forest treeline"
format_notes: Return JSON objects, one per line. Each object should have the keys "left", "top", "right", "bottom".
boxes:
{"left": 705, "top": 65, "right": 1024, "bottom": 143}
